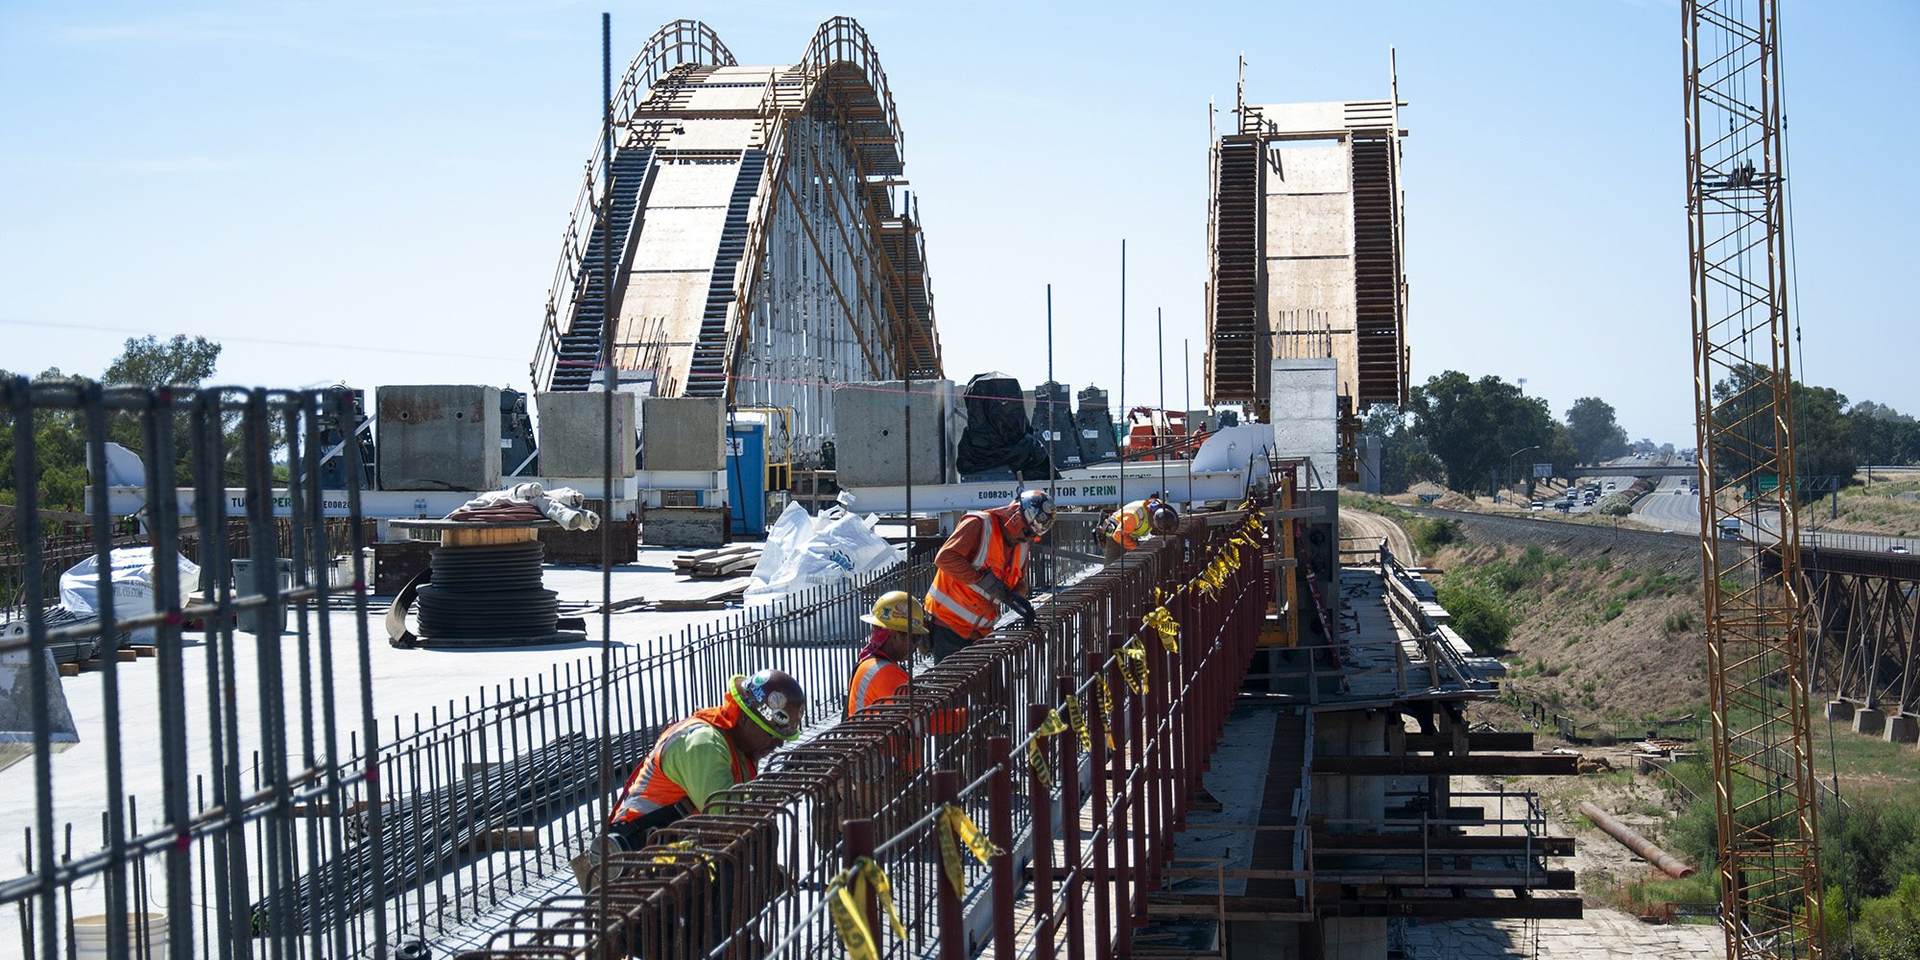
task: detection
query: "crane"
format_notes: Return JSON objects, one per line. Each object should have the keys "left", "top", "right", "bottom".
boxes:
{"left": 1683, "top": 1, "right": 1825, "bottom": 956}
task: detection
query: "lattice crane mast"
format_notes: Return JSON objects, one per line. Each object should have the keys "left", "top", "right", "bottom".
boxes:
{"left": 1683, "top": 0, "right": 1824, "bottom": 956}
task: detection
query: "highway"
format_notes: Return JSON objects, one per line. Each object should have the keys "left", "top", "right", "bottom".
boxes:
{"left": 1632, "top": 474, "right": 1700, "bottom": 534}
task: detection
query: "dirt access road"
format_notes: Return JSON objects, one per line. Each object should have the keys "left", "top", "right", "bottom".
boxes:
{"left": 1340, "top": 506, "right": 1417, "bottom": 563}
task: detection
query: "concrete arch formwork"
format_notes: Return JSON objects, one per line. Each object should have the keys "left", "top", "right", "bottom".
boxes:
{"left": 532, "top": 17, "right": 941, "bottom": 465}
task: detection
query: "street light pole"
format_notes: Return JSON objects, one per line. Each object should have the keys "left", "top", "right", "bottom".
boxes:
{"left": 1504, "top": 444, "right": 1542, "bottom": 502}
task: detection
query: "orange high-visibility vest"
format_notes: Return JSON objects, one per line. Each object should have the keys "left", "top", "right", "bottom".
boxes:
{"left": 1107, "top": 499, "right": 1158, "bottom": 550}
{"left": 609, "top": 702, "right": 754, "bottom": 825}
{"left": 924, "top": 511, "right": 1028, "bottom": 641}
{"left": 848, "top": 656, "right": 911, "bottom": 717}
{"left": 846, "top": 654, "right": 967, "bottom": 735}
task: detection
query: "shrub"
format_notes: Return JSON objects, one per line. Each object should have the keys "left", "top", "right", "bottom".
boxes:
{"left": 1409, "top": 517, "right": 1460, "bottom": 554}
{"left": 1664, "top": 609, "right": 1695, "bottom": 635}
{"left": 1435, "top": 579, "right": 1512, "bottom": 653}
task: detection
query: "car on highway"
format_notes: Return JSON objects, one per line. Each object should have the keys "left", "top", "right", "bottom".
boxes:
{"left": 1529, "top": 501, "right": 1544, "bottom": 511}
{"left": 1890, "top": 545, "right": 1912, "bottom": 555}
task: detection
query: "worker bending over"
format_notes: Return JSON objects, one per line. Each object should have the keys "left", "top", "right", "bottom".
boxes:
{"left": 922, "top": 490, "right": 1053, "bottom": 662}
{"left": 1099, "top": 497, "right": 1181, "bottom": 563}
{"left": 604, "top": 669, "right": 807, "bottom": 850}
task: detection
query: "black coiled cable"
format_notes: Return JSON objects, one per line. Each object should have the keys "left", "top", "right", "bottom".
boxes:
{"left": 415, "top": 541, "right": 558, "bottom": 643}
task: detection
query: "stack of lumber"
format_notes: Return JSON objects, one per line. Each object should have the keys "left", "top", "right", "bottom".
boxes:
{"left": 673, "top": 544, "right": 762, "bottom": 579}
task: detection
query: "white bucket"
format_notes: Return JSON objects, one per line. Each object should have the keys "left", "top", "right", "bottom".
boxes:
{"left": 72, "top": 913, "right": 168, "bottom": 960}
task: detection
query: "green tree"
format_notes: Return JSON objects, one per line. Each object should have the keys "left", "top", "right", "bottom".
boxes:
{"left": 103, "top": 335, "right": 220, "bottom": 388}
{"left": 1405, "top": 371, "right": 1559, "bottom": 495}
{"left": 1565, "top": 396, "right": 1629, "bottom": 464}
{"left": 1710, "top": 365, "right": 1858, "bottom": 503}
{"left": 1362, "top": 404, "right": 1419, "bottom": 494}
{"left": 1, "top": 336, "right": 223, "bottom": 506}
{"left": 1405, "top": 451, "right": 1444, "bottom": 485}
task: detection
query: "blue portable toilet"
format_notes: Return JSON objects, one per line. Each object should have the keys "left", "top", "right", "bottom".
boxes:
{"left": 726, "top": 419, "right": 767, "bottom": 536}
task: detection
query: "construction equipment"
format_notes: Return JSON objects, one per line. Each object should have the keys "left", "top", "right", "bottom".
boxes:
{"left": 1683, "top": 0, "right": 1825, "bottom": 954}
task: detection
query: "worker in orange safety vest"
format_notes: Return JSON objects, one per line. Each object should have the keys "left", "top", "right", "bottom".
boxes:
{"left": 602, "top": 669, "right": 806, "bottom": 852}
{"left": 921, "top": 489, "right": 1053, "bottom": 662}
{"left": 847, "top": 591, "right": 931, "bottom": 716}
{"left": 1099, "top": 497, "right": 1180, "bottom": 563}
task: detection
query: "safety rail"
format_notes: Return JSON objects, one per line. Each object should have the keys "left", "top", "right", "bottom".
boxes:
{"left": 797, "top": 16, "right": 904, "bottom": 165}
{"left": 530, "top": 19, "right": 737, "bottom": 392}
{"left": 453, "top": 508, "right": 1272, "bottom": 958}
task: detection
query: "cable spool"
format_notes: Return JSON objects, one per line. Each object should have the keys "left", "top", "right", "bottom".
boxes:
{"left": 414, "top": 541, "right": 559, "bottom": 645}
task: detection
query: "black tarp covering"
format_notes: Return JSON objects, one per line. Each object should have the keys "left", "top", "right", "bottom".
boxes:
{"left": 955, "top": 373, "right": 1053, "bottom": 481}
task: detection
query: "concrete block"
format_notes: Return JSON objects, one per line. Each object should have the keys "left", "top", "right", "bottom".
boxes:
{"left": 640, "top": 398, "right": 724, "bottom": 472}
{"left": 1826, "top": 699, "right": 1856, "bottom": 722}
{"left": 1888, "top": 714, "right": 1920, "bottom": 745}
{"left": 0, "top": 646, "right": 78, "bottom": 774}
{"left": 644, "top": 506, "right": 728, "bottom": 548}
{"left": 376, "top": 385, "right": 502, "bottom": 491}
{"left": 537, "top": 391, "right": 636, "bottom": 478}
{"left": 1270, "top": 359, "right": 1339, "bottom": 489}
{"left": 831, "top": 380, "right": 955, "bottom": 487}
{"left": 1853, "top": 706, "right": 1887, "bottom": 737}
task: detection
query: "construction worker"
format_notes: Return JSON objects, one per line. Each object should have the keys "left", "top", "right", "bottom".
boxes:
{"left": 847, "top": 591, "right": 930, "bottom": 716}
{"left": 1099, "top": 497, "right": 1181, "bottom": 563}
{"left": 603, "top": 669, "right": 807, "bottom": 851}
{"left": 922, "top": 489, "right": 1053, "bottom": 662}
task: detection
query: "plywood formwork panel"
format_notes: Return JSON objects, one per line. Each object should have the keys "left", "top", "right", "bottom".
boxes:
{"left": 1264, "top": 193, "right": 1353, "bottom": 259}
{"left": 656, "top": 118, "right": 761, "bottom": 152}
{"left": 681, "top": 81, "right": 772, "bottom": 112}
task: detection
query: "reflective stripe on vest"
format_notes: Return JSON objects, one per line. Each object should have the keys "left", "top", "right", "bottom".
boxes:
{"left": 1109, "top": 500, "right": 1153, "bottom": 548}
{"left": 848, "top": 656, "right": 909, "bottom": 716}
{"left": 610, "top": 716, "right": 746, "bottom": 824}
{"left": 925, "top": 511, "right": 1027, "bottom": 641}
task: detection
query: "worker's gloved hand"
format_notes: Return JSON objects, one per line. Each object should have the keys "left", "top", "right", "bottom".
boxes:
{"left": 978, "top": 575, "right": 1016, "bottom": 605}
{"left": 1004, "top": 590, "right": 1036, "bottom": 625}
{"left": 1097, "top": 517, "right": 1118, "bottom": 539}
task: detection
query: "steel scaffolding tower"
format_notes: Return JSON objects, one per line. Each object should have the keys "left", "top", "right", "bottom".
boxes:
{"left": 1683, "top": 1, "right": 1824, "bottom": 955}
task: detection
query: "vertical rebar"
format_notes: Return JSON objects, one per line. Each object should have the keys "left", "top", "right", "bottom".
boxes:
{"left": 595, "top": 9, "right": 620, "bottom": 947}
{"left": 934, "top": 769, "right": 964, "bottom": 960}
{"left": 10, "top": 377, "right": 58, "bottom": 960}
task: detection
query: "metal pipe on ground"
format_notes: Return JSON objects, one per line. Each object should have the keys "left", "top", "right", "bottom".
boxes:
{"left": 1577, "top": 801, "right": 1696, "bottom": 879}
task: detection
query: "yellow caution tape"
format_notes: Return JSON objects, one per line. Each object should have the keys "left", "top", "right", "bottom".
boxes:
{"left": 1143, "top": 605, "right": 1179, "bottom": 653}
{"left": 1028, "top": 708, "right": 1069, "bottom": 787}
{"left": 1118, "top": 638, "right": 1149, "bottom": 694}
{"left": 1028, "top": 738, "right": 1053, "bottom": 788}
{"left": 936, "top": 804, "right": 1004, "bottom": 896}
{"left": 1064, "top": 693, "right": 1092, "bottom": 753}
{"left": 829, "top": 857, "right": 906, "bottom": 960}
{"left": 828, "top": 881, "right": 876, "bottom": 960}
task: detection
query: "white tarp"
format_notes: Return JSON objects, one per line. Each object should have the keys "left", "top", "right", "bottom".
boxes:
{"left": 58, "top": 547, "right": 198, "bottom": 619}
{"left": 744, "top": 502, "right": 900, "bottom": 605}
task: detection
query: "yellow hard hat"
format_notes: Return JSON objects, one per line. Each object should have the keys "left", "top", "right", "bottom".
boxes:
{"left": 861, "top": 590, "right": 929, "bottom": 634}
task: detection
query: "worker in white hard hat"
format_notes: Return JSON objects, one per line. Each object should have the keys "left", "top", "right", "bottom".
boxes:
{"left": 922, "top": 489, "right": 1052, "bottom": 662}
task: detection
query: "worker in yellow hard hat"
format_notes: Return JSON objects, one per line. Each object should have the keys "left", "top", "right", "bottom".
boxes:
{"left": 848, "top": 591, "right": 930, "bottom": 716}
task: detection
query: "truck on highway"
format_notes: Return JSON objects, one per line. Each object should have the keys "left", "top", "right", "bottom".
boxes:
{"left": 1718, "top": 517, "right": 1741, "bottom": 540}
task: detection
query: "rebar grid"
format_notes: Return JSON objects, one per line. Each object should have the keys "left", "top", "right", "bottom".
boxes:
{"left": 452, "top": 510, "right": 1273, "bottom": 959}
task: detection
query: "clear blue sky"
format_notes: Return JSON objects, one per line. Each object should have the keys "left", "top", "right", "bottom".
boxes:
{"left": 2, "top": 1, "right": 1913, "bottom": 445}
